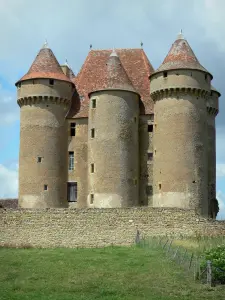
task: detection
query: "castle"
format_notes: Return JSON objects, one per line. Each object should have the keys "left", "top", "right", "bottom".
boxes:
{"left": 15, "top": 32, "right": 220, "bottom": 218}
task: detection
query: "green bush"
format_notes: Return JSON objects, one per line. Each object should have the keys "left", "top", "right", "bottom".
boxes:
{"left": 201, "top": 245, "right": 225, "bottom": 284}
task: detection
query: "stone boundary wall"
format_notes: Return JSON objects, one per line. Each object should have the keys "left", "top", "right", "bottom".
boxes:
{"left": 0, "top": 208, "right": 225, "bottom": 248}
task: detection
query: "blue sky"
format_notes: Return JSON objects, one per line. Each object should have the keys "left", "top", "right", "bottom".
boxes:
{"left": 0, "top": 0, "right": 225, "bottom": 218}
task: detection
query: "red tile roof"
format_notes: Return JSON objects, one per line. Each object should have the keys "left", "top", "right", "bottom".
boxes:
{"left": 16, "top": 47, "right": 74, "bottom": 85}
{"left": 68, "top": 49, "right": 154, "bottom": 118}
{"left": 154, "top": 35, "right": 211, "bottom": 76}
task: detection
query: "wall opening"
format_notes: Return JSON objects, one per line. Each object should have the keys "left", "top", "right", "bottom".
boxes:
{"left": 37, "top": 156, "right": 42, "bottom": 163}
{"left": 69, "top": 151, "right": 74, "bottom": 170}
{"left": 91, "top": 163, "right": 95, "bottom": 173}
{"left": 44, "top": 184, "right": 48, "bottom": 191}
{"left": 49, "top": 79, "right": 54, "bottom": 86}
{"left": 92, "top": 98, "right": 96, "bottom": 108}
{"left": 163, "top": 72, "right": 168, "bottom": 78}
{"left": 91, "top": 128, "right": 95, "bottom": 138}
{"left": 67, "top": 182, "right": 77, "bottom": 202}
{"left": 70, "top": 123, "right": 76, "bottom": 136}
{"left": 90, "top": 194, "right": 94, "bottom": 204}
{"left": 148, "top": 124, "right": 153, "bottom": 132}
{"left": 159, "top": 183, "right": 161, "bottom": 190}
{"left": 147, "top": 152, "right": 153, "bottom": 161}
{"left": 134, "top": 116, "right": 137, "bottom": 123}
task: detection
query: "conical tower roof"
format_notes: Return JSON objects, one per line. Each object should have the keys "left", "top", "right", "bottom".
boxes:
{"left": 154, "top": 32, "right": 212, "bottom": 77}
{"left": 16, "top": 42, "right": 74, "bottom": 85}
{"left": 90, "top": 49, "right": 138, "bottom": 94}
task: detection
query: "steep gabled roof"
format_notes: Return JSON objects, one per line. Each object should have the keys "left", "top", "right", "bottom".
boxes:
{"left": 16, "top": 44, "right": 74, "bottom": 85}
{"left": 154, "top": 33, "right": 211, "bottom": 76}
{"left": 68, "top": 48, "right": 154, "bottom": 118}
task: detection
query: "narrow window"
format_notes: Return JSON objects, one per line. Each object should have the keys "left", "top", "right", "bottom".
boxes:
{"left": 146, "top": 185, "right": 153, "bottom": 196}
{"left": 205, "top": 74, "right": 207, "bottom": 81}
{"left": 154, "top": 149, "right": 156, "bottom": 155}
{"left": 91, "top": 128, "right": 95, "bottom": 138}
{"left": 37, "top": 156, "right": 42, "bottom": 163}
{"left": 44, "top": 184, "right": 48, "bottom": 191}
{"left": 163, "top": 72, "right": 167, "bottom": 78}
{"left": 148, "top": 124, "right": 153, "bottom": 132}
{"left": 49, "top": 79, "right": 54, "bottom": 86}
{"left": 147, "top": 152, "right": 153, "bottom": 161}
{"left": 70, "top": 123, "right": 76, "bottom": 136}
{"left": 92, "top": 99, "right": 96, "bottom": 108}
{"left": 159, "top": 183, "right": 161, "bottom": 190}
{"left": 91, "top": 163, "right": 95, "bottom": 173}
{"left": 69, "top": 151, "right": 74, "bottom": 170}
{"left": 90, "top": 194, "right": 94, "bottom": 204}
{"left": 134, "top": 116, "right": 137, "bottom": 123}
{"left": 67, "top": 182, "right": 77, "bottom": 202}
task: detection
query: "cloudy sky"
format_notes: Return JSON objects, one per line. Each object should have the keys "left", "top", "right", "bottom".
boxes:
{"left": 0, "top": 0, "right": 225, "bottom": 218}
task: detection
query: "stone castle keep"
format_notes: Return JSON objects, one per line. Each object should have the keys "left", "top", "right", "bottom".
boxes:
{"left": 15, "top": 33, "right": 220, "bottom": 218}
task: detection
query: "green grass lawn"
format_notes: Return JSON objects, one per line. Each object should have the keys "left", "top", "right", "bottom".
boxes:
{"left": 0, "top": 245, "right": 224, "bottom": 300}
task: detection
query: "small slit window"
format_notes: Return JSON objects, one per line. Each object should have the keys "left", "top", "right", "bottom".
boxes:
{"left": 92, "top": 99, "right": 96, "bottom": 108}
{"left": 91, "top": 128, "right": 95, "bottom": 138}
{"left": 159, "top": 183, "right": 161, "bottom": 190}
{"left": 147, "top": 152, "right": 153, "bottom": 161}
{"left": 70, "top": 123, "right": 76, "bottom": 136}
{"left": 90, "top": 194, "right": 94, "bottom": 204}
{"left": 49, "top": 79, "right": 54, "bottom": 86}
{"left": 37, "top": 156, "right": 42, "bottom": 163}
{"left": 91, "top": 163, "right": 95, "bottom": 173}
{"left": 44, "top": 184, "right": 48, "bottom": 191}
{"left": 163, "top": 72, "right": 168, "bottom": 78}
{"left": 205, "top": 74, "right": 207, "bottom": 81}
{"left": 148, "top": 124, "right": 153, "bottom": 132}
{"left": 69, "top": 151, "right": 74, "bottom": 170}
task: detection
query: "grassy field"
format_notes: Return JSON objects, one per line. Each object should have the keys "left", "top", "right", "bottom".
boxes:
{"left": 0, "top": 245, "right": 224, "bottom": 300}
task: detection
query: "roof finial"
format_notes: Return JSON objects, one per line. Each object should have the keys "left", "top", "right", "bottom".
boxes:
{"left": 90, "top": 44, "right": 92, "bottom": 50}
{"left": 177, "top": 29, "right": 184, "bottom": 40}
{"left": 140, "top": 41, "right": 143, "bottom": 48}
{"left": 110, "top": 47, "right": 118, "bottom": 57}
{"left": 42, "top": 39, "right": 49, "bottom": 49}
{"left": 65, "top": 57, "right": 69, "bottom": 67}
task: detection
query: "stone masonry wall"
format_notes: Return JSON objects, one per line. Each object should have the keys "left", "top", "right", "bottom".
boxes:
{"left": 0, "top": 208, "right": 225, "bottom": 248}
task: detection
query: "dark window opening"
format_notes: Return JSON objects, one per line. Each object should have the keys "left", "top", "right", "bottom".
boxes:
{"left": 148, "top": 124, "right": 153, "bottom": 132}
{"left": 205, "top": 74, "right": 207, "bottom": 81}
{"left": 67, "top": 182, "right": 77, "bottom": 202}
{"left": 17, "top": 83, "right": 21, "bottom": 88}
{"left": 91, "top": 128, "right": 95, "bottom": 138}
{"left": 159, "top": 183, "right": 161, "bottom": 190}
{"left": 147, "top": 152, "right": 153, "bottom": 161}
{"left": 163, "top": 72, "right": 168, "bottom": 78}
{"left": 91, "top": 163, "right": 95, "bottom": 173}
{"left": 90, "top": 193, "right": 94, "bottom": 204}
{"left": 192, "top": 180, "right": 196, "bottom": 183}
{"left": 70, "top": 122, "right": 76, "bottom": 136}
{"left": 44, "top": 184, "right": 48, "bottom": 191}
{"left": 146, "top": 185, "right": 153, "bottom": 196}
{"left": 69, "top": 151, "right": 74, "bottom": 170}
{"left": 37, "top": 156, "right": 42, "bottom": 163}
{"left": 92, "top": 99, "right": 96, "bottom": 108}
{"left": 49, "top": 79, "right": 54, "bottom": 86}
{"left": 134, "top": 117, "right": 137, "bottom": 123}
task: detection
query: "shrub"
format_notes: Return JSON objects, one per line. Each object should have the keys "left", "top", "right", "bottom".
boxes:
{"left": 201, "top": 245, "right": 225, "bottom": 284}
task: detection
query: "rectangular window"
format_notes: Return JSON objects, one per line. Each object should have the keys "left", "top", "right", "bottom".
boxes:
{"left": 67, "top": 182, "right": 77, "bottom": 202}
{"left": 159, "top": 183, "right": 162, "bottom": 190}
{"left": 147, "top": 152, "right": 153, "bottom": 161}
{"left": 69, "top": 151, "right": 74, "bottom": 170}
{"left": 148, "top": 124, "right": 153, "bottom": 132}
{"left": 146, "top": 185, "right": 153, "bottom": 196}
{"left": 37, "top": 156, "right": 42, "bottom": 163}
{"left": 163, "top": 72, "right": 167, "bottom": 78}
{"left": 91, "top": 128, "right": 95, "bottom": 138}
{"left": 90, "top": 193, "right": 94, "bottom": 204}
{"left": 44, "top": 184, "right": 48, "bottom": 191}
{"left": 70, "top": 123, "right": 76, "bottom": 136}
{"left": 92, "top": 99, "right": 96, "bottom": 108}
{"left": 91, "top": 163, "right": 95, "bottom": 173}
{"left": 49, "top": 79, "right": 54, "bottom": 86}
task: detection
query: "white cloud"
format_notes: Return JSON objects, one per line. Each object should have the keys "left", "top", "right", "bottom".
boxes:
{"left": 0, "top": 88, "right": 19, "bottom": 125}
{"left": 0, "top": 163, "right": 18, "bottom": 198}
{"left": 216, "top": 190, "right": 225, "bottom": 220}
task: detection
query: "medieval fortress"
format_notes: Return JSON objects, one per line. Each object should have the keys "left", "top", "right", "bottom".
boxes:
{"left": 15, "top": 32, "right": 220, "bottom": 218}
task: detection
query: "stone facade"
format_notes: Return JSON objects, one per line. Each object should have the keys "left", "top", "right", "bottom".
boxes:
{"left": 1, "top": 208, "right": 225, "bottom": 248}
{"left": 15, "top": 35, "right": 220, "bottom": 218}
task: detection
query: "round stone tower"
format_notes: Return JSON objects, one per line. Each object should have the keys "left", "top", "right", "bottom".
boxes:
{"left": 16, "top": 42, "right": 74, "bottom": 208}
{"left": 207, "top": 85, "right": 220, "bottom": 218}
{"left": 87, "top": 50, "right": 140, "bottom": 208}
{"left": 150, "top": 32, "right": 212, "bottom": 215}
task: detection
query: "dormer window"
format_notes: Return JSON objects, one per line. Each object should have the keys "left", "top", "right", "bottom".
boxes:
{"left": 49, "top": 79, "right": 54, "bottom": 86}
{"left": 163, "top": 72, "right": 168, "bottom": 78}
